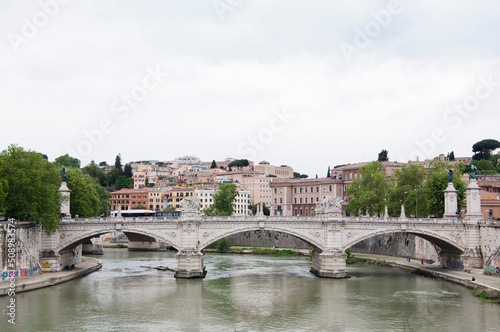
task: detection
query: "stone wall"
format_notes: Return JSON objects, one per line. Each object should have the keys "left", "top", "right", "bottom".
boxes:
{"left": 227, "top": 230, "right": 311, "bottom": 249}
{"left": 481, "top": 224, "right": 500, "bottom": 275}
{"left": 0, "top": 222, "right": 42, "bottom": 281}
{"left": 351, "top": 233, "right": 415, "bottom": 258}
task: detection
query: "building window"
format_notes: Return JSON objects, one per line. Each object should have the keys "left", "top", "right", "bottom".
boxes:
{"left": 329, "top": 185, "right": 332, "bottom": 192}
{"left": 294, "top": 198, "right": 297, "bottom": 204}
{"left": 294, "top": 188, "right": 297, "bottom": 193}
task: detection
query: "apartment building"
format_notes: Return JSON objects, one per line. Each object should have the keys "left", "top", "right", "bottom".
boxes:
{"left": 270, "top": 178, "right": 343, "bottom": 216}
{"left": 110, "top": 188, "right": 151, "bottom": 211}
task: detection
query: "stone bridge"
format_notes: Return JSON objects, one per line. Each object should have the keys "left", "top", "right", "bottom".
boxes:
{"left": 38, "top": 179, "right": 500, "bottom": 279}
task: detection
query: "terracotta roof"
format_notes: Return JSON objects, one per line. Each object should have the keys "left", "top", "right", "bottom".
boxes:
{"left": 112, "top": 188, "right": 151, "bottom": 194}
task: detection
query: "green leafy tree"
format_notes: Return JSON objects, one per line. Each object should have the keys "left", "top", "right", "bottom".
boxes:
{"left": 387, "top": 164, "right": 427, "bottom": 217}
{"left": 477, "top": 159, "right": 494, "bottom": 171}
{"left": 326, "top": 166, "right": 331, "bottom": 178}
{"left": 449, "top": 151, "right": 455, "bottom": 161}
{"left": 228, "top": 159, "right": 250, "bottom": 168}
{"left": 293, "top": 172, "right": 308, "bottom": 179}
{"left": 216, "top": 237, "right": 231, "bottom": 252}
{"left": 66, "top": 168, "right": 100, "bottom": 218}
{"left": 210, "top": 160, "right": 217, "bottom": 168}
{"left": 115, "top": 175, "right": 134, "bottom": 190}
{"left": 346, "top": 161, "right": 389, "bottom": 216}
{"left": 425, "top": 161, "right": 466, "bottom": 218}
{"left": 378, "top": 149, "right": 389, "bottom": 162}
{"left": 93, "top": 180, "right": 110, "bottom": 216}
{"left": 54, "top": 154, "right": 81, "bottom": 169}
{"left": 99, "top": 161, "right": 108, "bottom": 167}
{"left": 0, "top": 145, "right": 61, "bottom": 234}
{"left": 124, "top": 164, "right": 133, "bottom": 178}
{"left": 133, "top": 205, "right": 147, "bottom": 210}
{"left": 82, "top": 162, "right": 106, "bottom": 187}
{"left": 472, "top": 139, "right": 500, "bottom": 160}
{"left": 0, "top": 158, "right": 7, "bottom": 214}
{"left": 250, "top": 203, "right": 270, "bottom": 216}
{"left": 203, "top": 183, "right": 238, "bottom": 216}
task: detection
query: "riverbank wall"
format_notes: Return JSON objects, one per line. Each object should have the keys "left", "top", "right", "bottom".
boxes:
{"left": 357, "top": 254, "right": 500, "bottom": 295}
{"left": 0, "top": 258, "right": 102, "bottom": 296}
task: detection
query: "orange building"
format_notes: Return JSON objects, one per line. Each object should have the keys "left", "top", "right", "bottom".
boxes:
{"left": 110, "top": 188, "right": 151, "bottom": 211}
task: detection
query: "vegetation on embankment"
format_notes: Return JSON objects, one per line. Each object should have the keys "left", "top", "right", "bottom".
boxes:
{"left": 473, "top": 286, "right": 500, "bottom": 303}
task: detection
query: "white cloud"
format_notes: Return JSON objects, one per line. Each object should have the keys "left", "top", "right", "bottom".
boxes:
{"left": 1, "top": 0, "right": 499, "bottom": 176}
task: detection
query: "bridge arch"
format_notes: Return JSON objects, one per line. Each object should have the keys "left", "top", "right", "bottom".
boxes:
{"left": 56, "top": 227, "right": 180, "bottom": 253}
{"left": 342, "top": 228, "right": 466, "bottom": 254}
{"left": 199, "top": 225, "right": 323, "bottom": 251}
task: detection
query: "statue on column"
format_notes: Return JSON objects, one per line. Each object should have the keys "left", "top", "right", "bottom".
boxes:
{"left": 469, "top": 165, "right": 478, "bottom": 180}
{"left": 60, "top": 168, "right": 68, "bottom": 182}
{"left": 446, "top": 169, "right": 454, "bottom": 183}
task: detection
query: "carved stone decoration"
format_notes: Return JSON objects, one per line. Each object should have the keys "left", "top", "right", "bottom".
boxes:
{"left": 180, "top": 196, "right": 202, "bottom": 220}
{"left": 203, "top": 232, "right": 209, "bottom": 237}
{"left": 316, "top": 196, "right": 345, "bottom": 218}
{"left": 171, "top": 232, "right": 176, "bottom": 237}
{"left": 315, "top": 232, "right": 321, "bottom": 237}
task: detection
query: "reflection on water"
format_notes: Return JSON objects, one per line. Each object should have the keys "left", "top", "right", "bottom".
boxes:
{"left": 2, "top": 249, "right": 500, "bottom": 331}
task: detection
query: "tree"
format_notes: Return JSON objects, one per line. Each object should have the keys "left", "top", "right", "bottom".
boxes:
{"left": 0, "top": 158, "right": 7, "bottom": 215}
{"left": 203, "top": 183, "right": 238, "bottom": 216}
{"left": 387, "top": 164, "right": 427, "bottom": 217}
{"left": 0, "top": 145, "right": 61, "bottom": 234}
{"left": 228, "top": 159, "right": 250, "bottom": 169}
{"left": 54, "top": 154, "right": 81, "bottom": 168}
{"left": 267, "top": 174, "right": 277, "bottom": 178}
{"left": 210, "top": 160, "right": 217, "bottom": 169}
{"left": 472, "top": 139, "right": 500, "bottom": 160}
{"left": 378, "top": 149, "right": 389, "bottom": 162}
{"left": 124, "top": 164, "right": 133, "bottom": 178}
{"left": 99, "top": 161, "right": 108, "bottom": 167}
{"left": 477, "top": 159, "right": 494, "bottom": 171}
{"left": 82, "top": 162, "right": 106, "bottom": 187}
{"left": 346, "top": 161, "right": 389, "bottom": 216}
{"left": 449, "top": 151, "right": 455, "bottom": 161}
{"left": 115, "top": 175, "right": 134, "bottom": 190}
{"left": 250, "top": 203, "right": 270, "bottom": 216}
{"left": 133, "top": 205, "right": 147, "bottom": 210}
{"left": 115, "top": 154, "right": 123, "bottom": 171}
{"left": 66, "top": 168, "right": 100, "bottom": 218}
{"left": 425, "top": 161, "right": 466, "bottom": 218}
{"left": 216, "top": 237, "right": 231, "bottom": 252}
{"left": 293, "top": 172, "right": 308, "bottom": 179}
{"left": 326, "top": 166, "right": 331, "bottom": 178}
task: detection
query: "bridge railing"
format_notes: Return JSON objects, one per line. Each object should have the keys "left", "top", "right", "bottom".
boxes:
{"left": 58, "top": 215, "right": 484, "bottom": 224}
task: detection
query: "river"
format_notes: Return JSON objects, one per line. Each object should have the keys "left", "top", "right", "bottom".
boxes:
{"left": 3, "top": 249, "right": 500, "bottom": 331}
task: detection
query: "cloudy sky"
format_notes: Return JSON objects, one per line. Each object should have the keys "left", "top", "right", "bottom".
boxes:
{"left": 1, "top": 0, "right": 499, "bottom": 176}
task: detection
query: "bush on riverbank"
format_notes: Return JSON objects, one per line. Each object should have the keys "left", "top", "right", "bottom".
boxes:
{"left": 236, "top": 247, "right": 303, "bottom": 256}
{"left": 473, "top": 286, "right": 500, "bottom": 303}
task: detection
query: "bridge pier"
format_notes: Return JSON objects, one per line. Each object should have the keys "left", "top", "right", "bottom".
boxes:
{"left": 174, "top": 250, "right": 207, "bottom": 279}
{"left": 310, "top": 248, "right": 350, "bottom": 279}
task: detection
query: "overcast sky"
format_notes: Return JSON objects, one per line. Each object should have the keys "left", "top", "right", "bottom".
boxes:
{"left": 1, "top": 0, "right": 499, "bottom": 177}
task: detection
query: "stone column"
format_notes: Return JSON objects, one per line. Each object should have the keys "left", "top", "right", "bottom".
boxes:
{"left": 310, "top": 248, "right": 350, "bottom": 278}
{"left": 443, "top": 182, "right": 458, "bottom": 218}
{"left": 40, "top": 232, "right": 61, "bottom": 272}
{"left": 58, "top": 182, "right": 71, "bottom": 217}
{"left": 175, "top": 250, "right": 206, "bottom": 278}
{"left": 400, "top": 205, "right": 406, "bottom": 220}
{"left": 465, "top": 179, "right": 482, "bottom": 219}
